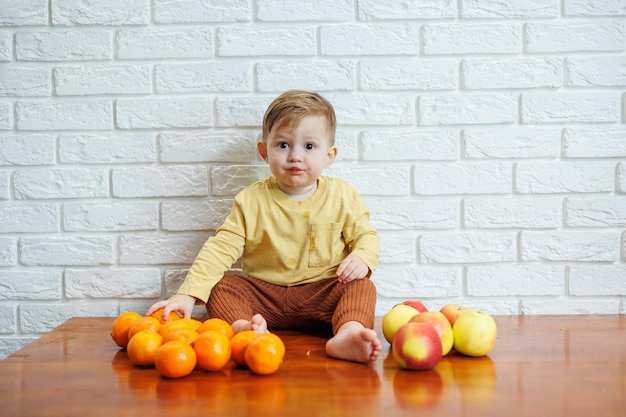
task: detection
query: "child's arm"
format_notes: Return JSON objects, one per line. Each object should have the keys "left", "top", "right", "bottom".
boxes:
{"left": 146, "top": 294, "right": 197, "bottom": 320}
{"left": 336, "top": 185, "right": 380, "bottom": 283}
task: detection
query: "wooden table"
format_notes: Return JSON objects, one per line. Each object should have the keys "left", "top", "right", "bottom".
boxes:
{"left": 0, "top": 315, "right": 624, "bottom": 417}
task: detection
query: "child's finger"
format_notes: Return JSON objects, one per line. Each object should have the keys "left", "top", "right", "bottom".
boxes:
{"left": 145, "top": 301, "right": 166, "bottom": 316}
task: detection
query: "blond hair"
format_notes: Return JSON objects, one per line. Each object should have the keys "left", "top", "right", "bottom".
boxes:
{"left": 262, "top": 90, "right": 337, "bottom": 145}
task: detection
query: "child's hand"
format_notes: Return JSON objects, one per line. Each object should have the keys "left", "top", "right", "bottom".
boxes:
{"left": 146, "top": 294, "right": 197, "bottom": 320}
{"left": 336, "top": 254, "right": 370, "bottom": 283}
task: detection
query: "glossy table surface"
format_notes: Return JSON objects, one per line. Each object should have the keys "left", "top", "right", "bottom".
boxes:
{"left": 1, "top": 315, "right": 624, "bottom": 417}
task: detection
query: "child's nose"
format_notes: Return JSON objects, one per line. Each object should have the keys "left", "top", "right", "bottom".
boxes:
{"left": 288, "top": 148, "right": 303, "bottom": 161}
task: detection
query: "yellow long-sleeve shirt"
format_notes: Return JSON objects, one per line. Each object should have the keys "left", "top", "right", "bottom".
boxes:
{"left": 177, "top": 175, "right": 380, "bottom": 303}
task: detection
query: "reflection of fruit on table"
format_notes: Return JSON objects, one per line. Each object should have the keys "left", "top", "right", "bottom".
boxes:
{"left": 1, "top": 315, "right": 625, "bottom": 417}
{"left": 392, "top": 366, "right": 444, "bottom": 408}
{"left": 451, "top": 354, "right": 498, "bottom": 404}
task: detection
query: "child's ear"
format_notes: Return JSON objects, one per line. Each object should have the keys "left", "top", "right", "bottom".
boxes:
{"left": 324, "top": 146, "right": 338, "bottom": 168}
{"left": 257, "top": 141, "right": 268, "bottom": 162}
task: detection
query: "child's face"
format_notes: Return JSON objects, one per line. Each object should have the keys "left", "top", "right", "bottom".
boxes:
{"left": 258, "top": 115, "right": 337, "bottom": 197}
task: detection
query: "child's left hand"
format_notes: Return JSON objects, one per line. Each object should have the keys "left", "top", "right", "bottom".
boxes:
{"left": 336, "top": 254, "right": 370, "bottom": 283}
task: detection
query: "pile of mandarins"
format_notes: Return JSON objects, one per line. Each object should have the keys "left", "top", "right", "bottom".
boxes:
{"left": 110, "top": 309, "right": 285, "bottom": 379}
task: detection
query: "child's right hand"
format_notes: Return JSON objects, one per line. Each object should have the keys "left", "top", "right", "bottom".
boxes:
{"left": 146, "top": 294, "right": 197, "bottom": 320}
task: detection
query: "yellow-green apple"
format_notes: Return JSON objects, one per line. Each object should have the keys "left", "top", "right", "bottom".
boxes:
{"left": 439, "top": 304, "right": 467, "bottom": 327}
{"left": 401, "top": 300, "right": 428, "bottom": 313}
{"left": 452, "top": 310, "right": 497, "bottom": 357}
{"left": 392, "top": 322, "right": 443, "bottom": 371}
{"left": 409, "top": 311, "right": 454, "bottom": 356}
{"left": 382, "top": 304, "right": 420, "bottom": 344}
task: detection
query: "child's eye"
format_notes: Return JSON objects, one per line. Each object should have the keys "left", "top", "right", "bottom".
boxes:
{"left": 277, "top": 142, "right": 289, "bottom": 149}
{"left": 305, "top": 143, "right": 316, "bottom": 150}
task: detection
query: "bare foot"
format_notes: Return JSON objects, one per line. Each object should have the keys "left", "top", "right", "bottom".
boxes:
{"left": 231, "top": 313, "right": 269, "bottom": 334}
{"left": 325, "top": 321, "right": 382, "bottom": 363}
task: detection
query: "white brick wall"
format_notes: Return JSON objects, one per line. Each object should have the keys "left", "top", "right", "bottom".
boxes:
{"left": 0, "top": 0, "right": 625, "bottom": 359}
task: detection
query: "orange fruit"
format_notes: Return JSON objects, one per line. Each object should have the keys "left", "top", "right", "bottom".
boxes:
{"left": 163, "top": 327, "right": 199, "bottom": 345}
{"left": 194, "top": 330, "right": 232, "bottom": 372}
{"left": 230, "top": 330, "right": 259, "bottom": 366}
{"left": 245, "top": 333, "right": 285, "bottom": 375}
{"left": 111, "top": 311, "right": 142, "bottom": 348}
{"left": 127, "top": 330, "right": 163, "bottom": 367}
{"left": 150, "top": 307, "right": 181, "bottom": 324}
{"left": 128, "top": 316, "right": 163, "bottom": 341}
{"left": 155, "top": 341, "right": 197, "bottom": 379}
{"left": 179, "top": 318, "right": 203, "bottom": 331}
{"left": 159, "top": 320, "right": 193, "bottom": 340}
{"left": 197, "top": 318, "right": 234, "bottom": 340}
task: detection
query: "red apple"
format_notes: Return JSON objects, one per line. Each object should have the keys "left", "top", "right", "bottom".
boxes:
{"left": 439, "top": 304, "right": 467, "bottom": 327}
{"left": 409, "top": 311, "right": 454, "bottom": 356}
{"left": 392, "top": 322, "right": 442, "bottom": 371}
{"left": 402, "top": 300, "right": 429, "bottom": 313}
{"left": 452, "top": 310, "right": 497, "bottom": 357}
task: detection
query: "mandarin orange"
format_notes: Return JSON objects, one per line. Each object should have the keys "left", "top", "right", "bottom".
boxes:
{"left": 194, "top": 330, "right": 232, "bottom": 372}
{"left": 197, "top": 318, "right": 235, "bottom": 339}
{"left": 110, "top": 311, "right": 142, "bottom": 349}
{"left": 163, "top": 327, "right": 199, "bottom": 345}
{"left": 155, "top": 341, "right": 197, "bottom": 379}
{"left": 178, "top": 318, "right": 203, "bottom": 331}
{"left": 230, "top": 330, "right": 259, "bottom": 366}
{"left": 128, "top": 316, "right": 162, "bottom": 341}
{"left": 245, "top": 333, "right": 285, "bottom": 375}
{"left": 127, "top": 330, "right": 163, "bottom": 367}
{"left": 159, "top": 320, "right": 193, "bottom": 340}
{"left": 150, "top": 307, "right": 181, "bottom": 324}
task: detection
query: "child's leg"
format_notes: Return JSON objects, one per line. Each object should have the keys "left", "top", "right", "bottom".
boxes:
{"left": 206, "top": 274, "right": 288, "bottom": 333}
{"left": 283, "top": 277, "right": 381, "bottom": 363}
{"left": 328, "top": 277, "right": 377, "bottom": 332}
{"left": 325, "top": 278, "right": 381, "bottom": 363}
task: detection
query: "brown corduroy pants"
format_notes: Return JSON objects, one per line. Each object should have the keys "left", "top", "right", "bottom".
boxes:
{"left": 206, "top": 274, "right": 377, "bottom": 335}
